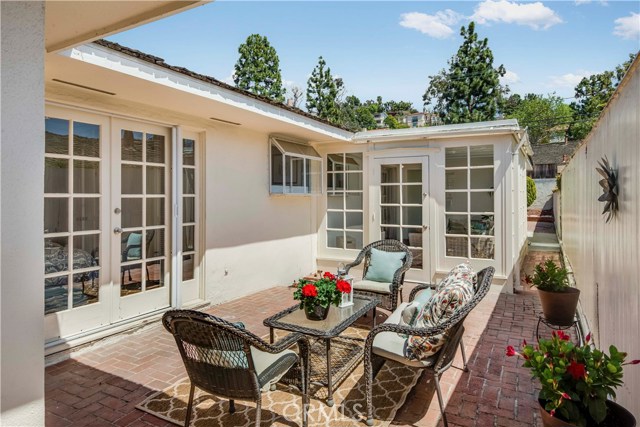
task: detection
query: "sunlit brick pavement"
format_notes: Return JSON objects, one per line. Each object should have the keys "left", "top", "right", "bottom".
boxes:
{"left": 46, "top": 253, "right": 559, "bottom": 427}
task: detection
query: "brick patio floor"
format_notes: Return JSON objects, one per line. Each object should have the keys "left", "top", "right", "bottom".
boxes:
{"left": 46, "top": 250, "right": 564, "bottom": 427}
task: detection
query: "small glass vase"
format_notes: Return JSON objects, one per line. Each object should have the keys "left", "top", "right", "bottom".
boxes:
{"left": 304, "top": 304, "right": 330, "bottom": 321}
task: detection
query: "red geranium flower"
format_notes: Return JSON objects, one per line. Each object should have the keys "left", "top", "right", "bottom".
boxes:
{"left": 552, "top": 330, "right": 571, "bottom": 341}
{"left": 301, "top": 284, "right": 318, "bottom": 298}
{"left": 506, "top": 346, "right": 517, "bottom": 357}
{"left": 567, "top": 360, "right": 586, "bottom": 380}
{"left": 336, "top": 279, "right": 352, "bottom": 294}
{"left": 323, "top": 272, "right": 336, "bottom": 280}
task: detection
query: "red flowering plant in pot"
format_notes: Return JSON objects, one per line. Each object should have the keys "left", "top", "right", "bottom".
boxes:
{"left": 507, "top": 332, "right": 638, "bottom": 427}
{"left": 293, "top": 272, "right": 352, "bottom": 321}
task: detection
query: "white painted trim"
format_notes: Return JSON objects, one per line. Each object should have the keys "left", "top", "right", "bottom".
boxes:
{"left": 61, "top": 44, "right": 353, "bottom": 141}
{"left": 171, "top": 126, "right": 180, "bottom": 309}
{"left": 46, "top": 100, "right": 178, "bottom": 127}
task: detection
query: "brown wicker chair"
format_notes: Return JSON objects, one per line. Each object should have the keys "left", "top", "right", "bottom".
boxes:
{"left": 344, "top": 239, "right": 413, "bottom": 312}
{"left": 363, "top": 267, "right": 495, "bottom": 427}
{"left": 162, "top": 310, "right": 310, "bottom": 427}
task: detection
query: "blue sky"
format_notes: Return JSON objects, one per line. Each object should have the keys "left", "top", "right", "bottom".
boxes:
{"left": 108, "top": 1, "right": 640, "bottom": 110}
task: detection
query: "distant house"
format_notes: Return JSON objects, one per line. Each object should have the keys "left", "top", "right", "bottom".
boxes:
{"left": 374, "top": 112, "right": 388, "bottom": 128}
{"left": 528, "top": 140, "right": 580, "bottom": 178}
{"left": 399, "top": 112, "right": 426, "bottom": 128}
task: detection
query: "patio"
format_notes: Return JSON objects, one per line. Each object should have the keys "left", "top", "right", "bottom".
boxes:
{"left": 45, "top": 250, "right": 560, "bottom": 427}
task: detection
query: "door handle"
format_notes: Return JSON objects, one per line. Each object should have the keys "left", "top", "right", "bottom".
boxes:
{"left": 113, "top": 227, "right": 123, "bottom": 234}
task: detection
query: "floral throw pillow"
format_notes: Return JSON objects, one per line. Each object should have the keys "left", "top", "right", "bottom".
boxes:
{"left": 405, "top": 277, "right": 474, "bottom": 360}
{"left": 437, "top": 262, "right": 478, "bottom": 291}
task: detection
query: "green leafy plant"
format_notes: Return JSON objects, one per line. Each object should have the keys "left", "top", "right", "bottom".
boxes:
{"left": 526, "top": 259, "right": 569, "bottom": 292}
{"left": 293, "top": 272, "right": 351, "bottom": 310}
{"left": 527, "top": 176, "right": 537, "bottom": 207}
{"left": 556, "top": 173, "right": 562, "bottom": 191}
{"left": 507, "top": 332, "right": 639, "bottom": 426}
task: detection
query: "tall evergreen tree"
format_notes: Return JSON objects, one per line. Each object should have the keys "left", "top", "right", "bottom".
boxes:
{"left": 306, "top": 56, "right": 342, "bottom": 123}
{"left": 337, "top": 95, "right": 377, "bottom": 131}
{"left": 233, "top": 34, "right": 286, "bottom": 102}
{"left": 423, "top": 22, "right": 506, "bottom": 124}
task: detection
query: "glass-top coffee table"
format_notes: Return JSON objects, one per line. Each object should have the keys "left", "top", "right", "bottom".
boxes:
{"left": 263, "top": 295, "right": 379, "bottom": 406}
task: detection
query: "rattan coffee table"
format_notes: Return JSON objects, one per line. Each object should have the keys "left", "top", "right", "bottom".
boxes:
{"left": 263, "top": 295, "right": 379, "bottom": 406}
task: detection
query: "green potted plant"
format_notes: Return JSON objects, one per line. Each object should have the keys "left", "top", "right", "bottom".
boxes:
{"left": 507, "top": 332, "right": 638, "bottom": 426}
{"left": 293, "top": 272, "right": 352, "bottom": 320}
{"left": 526, "top": 259, "right": 579, "bottom": 326}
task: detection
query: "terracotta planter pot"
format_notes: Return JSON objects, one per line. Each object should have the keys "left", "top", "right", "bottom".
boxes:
{"left": 538, "top": 287, "right": 580, "bottom": 326}
{"left": 539, "top": 400, "right": 636, "bottom": 427}
{"left": 304, "top": 304, "right": 330, "bottom": 321}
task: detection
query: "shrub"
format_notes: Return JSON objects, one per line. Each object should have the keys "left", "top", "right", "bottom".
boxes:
{"left": 527, "top": 176, "right": 537, "bottom": 207}
{"left": 525, "top": 259, "right": 569, "bottom": 292}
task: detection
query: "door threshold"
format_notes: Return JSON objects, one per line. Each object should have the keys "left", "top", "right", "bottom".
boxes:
{"left": 45, "top": 300, "right": 209, "bottom": 365}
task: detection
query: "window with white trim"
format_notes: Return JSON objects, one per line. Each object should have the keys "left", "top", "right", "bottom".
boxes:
{"left": 326, "top": 153, "right": 364, "bottom": 249}
{"left": 270, "top": 137, "right": 321, "bottom": 194}
{"left": 444, "top": 145, "right": 495, "bottom": 259}
{"left": 181, "top": 138, "right": 197, "bottom": 282}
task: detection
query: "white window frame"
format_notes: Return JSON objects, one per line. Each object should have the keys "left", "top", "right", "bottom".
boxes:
{"left": 326, "top": 152, "right": 364, "bottom": 250}
{"left": 269, "top": 136, "right": 321, "bottom": 195}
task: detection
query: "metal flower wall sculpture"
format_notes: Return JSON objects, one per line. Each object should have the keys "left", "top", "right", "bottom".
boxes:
{"left": 596, "top": 156, "right": 618, "bottom": 223}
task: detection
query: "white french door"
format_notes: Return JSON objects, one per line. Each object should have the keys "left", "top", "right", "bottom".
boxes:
{"left": 44, "top": 107, "right": 174, "bottom": 342}
{"left": 112, "top": 119, "right": 172, "bottom": 320}
{"left": 372, "top": 157, "right": 431, "bottom": 282}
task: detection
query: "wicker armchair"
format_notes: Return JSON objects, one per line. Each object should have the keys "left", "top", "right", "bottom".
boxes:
{"left": 363, "top": 267, "right": 495, "bottom": 427}
{"left": 344, "top": 239, "right": 413, "bottom": 312}
{"left": 162, "top": 310, "right": 310, "bottom": 427}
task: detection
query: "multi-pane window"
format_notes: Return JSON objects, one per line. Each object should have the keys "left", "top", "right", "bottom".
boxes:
{"left": 44, "top": 117, "right": 101, "bottom": 314}
{"left": 444, "top": 145, "right": 495, "bottom": 259}
{"left": 270, "top": 137, "right": 321, "bottom": 194}
{"left": 182, "top": 138, "right": 197, "bottom": 282}
{"left": 326, "top": 153, "right": 363, "bottom": 249}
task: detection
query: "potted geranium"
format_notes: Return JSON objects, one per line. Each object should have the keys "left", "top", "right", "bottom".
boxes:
{"left": 507, "top": 332, "right": 638, "bottom": 427}
{"left": 527, "top": 259, "right": 579, "bottom": 326}
{"left": 293, "top": 272, "right": 352, "bottom": 320}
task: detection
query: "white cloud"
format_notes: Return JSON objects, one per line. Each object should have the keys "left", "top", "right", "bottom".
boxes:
{"left": 399, "top": 10, "right": 464, "bottom": 39}
{"left": 575, "top": 0, "right": 608, "bottom": 5}
{"left": 501, "top": 70, "right": 520, "bottom": 84}
{"left": 548, "top": 71, "right": 593, "bottom": 89}
{"left": 472, "top": 0, "right": 563, "bottom": 30}
{"left": 613, "top": 12, "right": 640, "bottom": 40}
{"left": 222, "top": 69, "right": 235, "bottom": 85}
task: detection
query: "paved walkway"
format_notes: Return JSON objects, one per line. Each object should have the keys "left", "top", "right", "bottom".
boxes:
{"left": 46, "top": 262, "right": 560, "bottom": 427}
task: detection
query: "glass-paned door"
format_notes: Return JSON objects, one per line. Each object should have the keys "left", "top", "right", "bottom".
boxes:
{"left": 44, "top": 109, "right": 111, "bottom": 341}
{"left": 373, "top": 157, "right": 430, "bottom": 281}
{"left": 180, "top": 132, "right": 201, "bottom": 304}
{"left": 113, "top": 120, "right": 171, "bottom": 320}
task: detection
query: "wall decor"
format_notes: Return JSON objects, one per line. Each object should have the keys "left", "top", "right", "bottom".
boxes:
{"left": 596, "top": 156, "right": 618, "bottom": 223}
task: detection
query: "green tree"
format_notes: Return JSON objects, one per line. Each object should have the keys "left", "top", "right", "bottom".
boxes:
{"left": 383, "top": 100, "right": 416, "bottom": 115}
{"left": 507, "top": 94, "right": 572, "bottom": 144}
{"left": 337, "top": 95, "right": 377, "bottom": 131}
{"left": 423, "top": 22, "right": 506, "bottom": 124}
{"left": 383, "top": 115, "right": 409, "bottom": 129}
{"left": 569, "top": 54, "right": 635, "bottom": 140}
{"left": 233, "top": 34, "right": 286, "bottom": 102}
{"left": 306, "top": 56, "right": 342, "bottom": 123}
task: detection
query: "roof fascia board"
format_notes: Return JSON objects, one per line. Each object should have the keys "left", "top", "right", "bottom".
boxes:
{"left": 352, "top": 127, "right": 518, "bottom": 144}
{"left": 61, "top": 44, "right": 353, "bottom": 141}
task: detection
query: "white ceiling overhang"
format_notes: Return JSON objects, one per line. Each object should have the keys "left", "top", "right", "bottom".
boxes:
{"left": 45, "top": 1, "right": 209, "bottom": 53}
{"left": 45, "top": 43, "right": 353, "bottom": 142}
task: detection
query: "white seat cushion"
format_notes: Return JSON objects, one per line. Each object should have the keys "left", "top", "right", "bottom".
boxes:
{"left": 353, "top": 279, "right": 393, "bottom": 294}
{"left": 372, "top": 303, "right": 438, "bottom": 368}
{"left": 250, "top": 347, "right": 297, "bottom": 391}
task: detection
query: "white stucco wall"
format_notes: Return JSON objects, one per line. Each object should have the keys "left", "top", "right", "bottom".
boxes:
{"left": 203, "top": 125, "right": 318, "bottom": 303}
{"left": 560, "top": 57, "right": 639, "bottom": 417}
{"left": 1, "top": 2, "right": 46, "bottom": 425}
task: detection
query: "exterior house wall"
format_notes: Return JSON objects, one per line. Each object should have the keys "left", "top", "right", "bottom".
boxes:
{"left": 560, "top": 57, "right": 639, "bottom": 417}
{"left": 1, "top": 2, "right": 46, "bottom": 425}
{"left": 203, "top": 125, "right": 317, "bottom": 304}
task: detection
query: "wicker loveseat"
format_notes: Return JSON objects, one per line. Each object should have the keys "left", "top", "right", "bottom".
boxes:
{"left": 363, "top": 266, "right": 495, "bottom": 427}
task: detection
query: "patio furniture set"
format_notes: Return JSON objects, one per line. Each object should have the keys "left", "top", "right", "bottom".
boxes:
{"left": 162, "top": 239, "right": 495, "bottom": 427}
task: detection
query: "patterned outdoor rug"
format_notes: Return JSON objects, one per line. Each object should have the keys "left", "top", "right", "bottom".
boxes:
{"left": 137, "top": 327, "right": 421, "bottom": 426}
